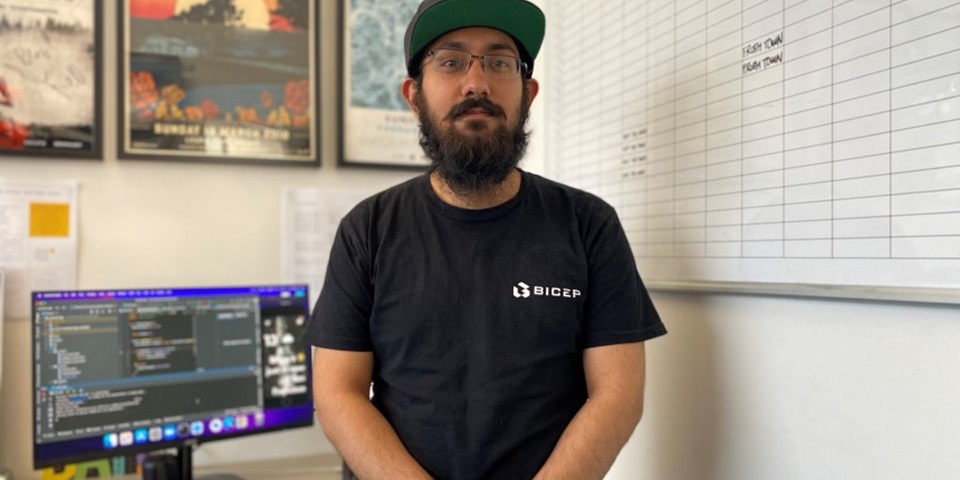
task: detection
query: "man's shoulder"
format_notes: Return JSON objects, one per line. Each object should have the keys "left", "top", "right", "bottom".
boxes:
{"left": 345, "top": 173, "right": 427, "bottom": 221}
{"left": 522, "top": 171, "right": 617, "bottom": 216}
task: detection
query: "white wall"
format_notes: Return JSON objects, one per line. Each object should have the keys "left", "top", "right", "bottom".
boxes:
{"left": 4, "top": 1, "right": 960, "bottom": 479}
{"left": 611, "top": 291, "right": 960, "bottom": 480}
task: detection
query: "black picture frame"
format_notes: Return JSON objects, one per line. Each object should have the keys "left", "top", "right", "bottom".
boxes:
{"left": 338, "top": 0, "right": 429, "bottom": 169}
{"left": 0, "top": 0, "right": 103, "bottom": 159}
{"left": 117, "top": 0, "right": 321, "bottom": 166}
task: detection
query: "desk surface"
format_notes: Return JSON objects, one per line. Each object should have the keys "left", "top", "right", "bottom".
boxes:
{"left": 151, "top": 454, "right": 342, "bottom": 480}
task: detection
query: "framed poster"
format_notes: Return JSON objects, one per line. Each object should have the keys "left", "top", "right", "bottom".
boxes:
{"left": 339, "top": 0, "right": 429, "bottom": 169}
{"left": 0, "top": 0, "right": 102, "bottom": 158}
{"left": 119, "top": 0, "right": 319, "bottom": 166}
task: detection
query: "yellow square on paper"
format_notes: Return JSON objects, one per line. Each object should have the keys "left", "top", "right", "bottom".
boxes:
{"left": 30, "top": 203, "right": 70, "bottom": 237}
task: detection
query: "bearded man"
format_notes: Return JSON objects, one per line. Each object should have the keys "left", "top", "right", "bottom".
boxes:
{"left": 304, "top": 1, "right": 666, "bottom": 478}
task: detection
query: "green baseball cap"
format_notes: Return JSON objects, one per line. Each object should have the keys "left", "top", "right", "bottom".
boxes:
{"left": 404, "top": 0, "right": 546, "bottom": 78}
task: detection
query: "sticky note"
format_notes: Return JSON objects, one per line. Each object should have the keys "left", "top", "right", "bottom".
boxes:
{"left": 30, "top": 203, "right": 70, "bottom": 237}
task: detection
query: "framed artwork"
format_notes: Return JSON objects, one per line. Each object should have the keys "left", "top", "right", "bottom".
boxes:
{"left": 339, "top": 0, "right": 429, "bottom": 169}
{"left": 0, "top": 0, "right": 102, "bottom": 159}
{"left": 118, "top": 0, "right": 320, "bottom": 166}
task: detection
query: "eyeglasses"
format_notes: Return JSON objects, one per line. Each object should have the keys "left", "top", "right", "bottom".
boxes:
{"left": 423, "top": 48, "right": 528, "bottom": 79}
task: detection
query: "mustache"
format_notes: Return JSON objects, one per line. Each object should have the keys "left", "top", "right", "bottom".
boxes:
{"left": 445, "top": 97, "right": 506, "bottom": 121}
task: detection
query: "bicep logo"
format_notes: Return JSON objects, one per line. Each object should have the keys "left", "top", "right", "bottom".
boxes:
{"left": 513, "top": 281, "right": 581, "bottom": 299}
{"left": 513, "top": 282, "right": 531, "bottom": 298}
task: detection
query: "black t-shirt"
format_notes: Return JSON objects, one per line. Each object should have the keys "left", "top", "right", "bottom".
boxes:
{"left": 304, "top": 170, "right": 666, "bottom": 480}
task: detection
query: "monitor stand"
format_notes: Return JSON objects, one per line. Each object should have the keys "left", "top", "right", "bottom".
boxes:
{"left": 179, "top": 445, "right": 245, "bottom": 480}
{"left": 143, "top": 446, "right": 244, "bottom": 480}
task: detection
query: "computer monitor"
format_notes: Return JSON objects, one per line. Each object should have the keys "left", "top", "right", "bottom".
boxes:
{"left": 31, "top": 285, "right": 314, "bottom": 473}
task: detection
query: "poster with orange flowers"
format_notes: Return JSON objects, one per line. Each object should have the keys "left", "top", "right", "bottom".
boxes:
{"left": 0, "top": 1, "right": 102, "bottom": 158}
{"left": 119, "top": 0, "right": 318, "bottom": 165}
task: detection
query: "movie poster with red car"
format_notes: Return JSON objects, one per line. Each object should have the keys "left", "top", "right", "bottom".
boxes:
{"left": 120, "top": 0, "right": 318, "bottom": 165}
{"left": 0, "top": 1, "right": 101, "bottom": 158}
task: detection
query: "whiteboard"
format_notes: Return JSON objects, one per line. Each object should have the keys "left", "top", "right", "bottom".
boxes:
{"left": 543, "top": 0, "right": 960, "bottom": 295}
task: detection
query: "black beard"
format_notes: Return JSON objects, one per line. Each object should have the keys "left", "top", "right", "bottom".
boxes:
{"left": 415, "top": 88, "right": 530, "bottom": 196}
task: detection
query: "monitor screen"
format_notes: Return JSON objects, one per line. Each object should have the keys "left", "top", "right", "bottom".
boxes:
{"left": 32, "top": 285, "right": 314, "bottom": 468}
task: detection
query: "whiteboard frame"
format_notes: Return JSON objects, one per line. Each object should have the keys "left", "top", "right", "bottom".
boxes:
{"left": 646, "top": 280, "right": 960, "bottom": 306}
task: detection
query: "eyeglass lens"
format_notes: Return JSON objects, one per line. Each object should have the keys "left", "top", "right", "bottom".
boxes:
{"left": 428, "top": 49, "right": 523, "bottom": 78}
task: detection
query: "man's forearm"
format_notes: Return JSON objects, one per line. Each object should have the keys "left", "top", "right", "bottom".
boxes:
{"left": 535, "top": 342, "right": 648, "bottom": 480}
{"left": 315, "top": 393, "right": 433, "bottom": 480}
{"left": 533, "top": 393, "right": 644, "bottom": 480}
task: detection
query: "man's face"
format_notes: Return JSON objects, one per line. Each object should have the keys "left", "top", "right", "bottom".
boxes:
{"left": 402, "top": 27, "right": 540, "bottom": 194}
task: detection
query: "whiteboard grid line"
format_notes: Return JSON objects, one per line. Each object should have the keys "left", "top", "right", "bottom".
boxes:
{"left": 620, "top": 183, "right": 960, "bottom": 213}
{"left": 575, "top": 109, "right": 959, "bottom": 156}
{"left": 889, "top": 2, "right": 895, "bottom": 258}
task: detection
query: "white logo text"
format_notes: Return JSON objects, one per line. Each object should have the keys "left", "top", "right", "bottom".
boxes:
{"left": 513, "top": 282, "right": 581, "bottom": 299}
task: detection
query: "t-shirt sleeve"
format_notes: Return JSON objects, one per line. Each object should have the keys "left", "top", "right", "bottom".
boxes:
{"left": 302, "top": 213, "right": 375, "bottom": 351}
{"left": 581, "top": 205, "right": 667, "bottom": 349}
